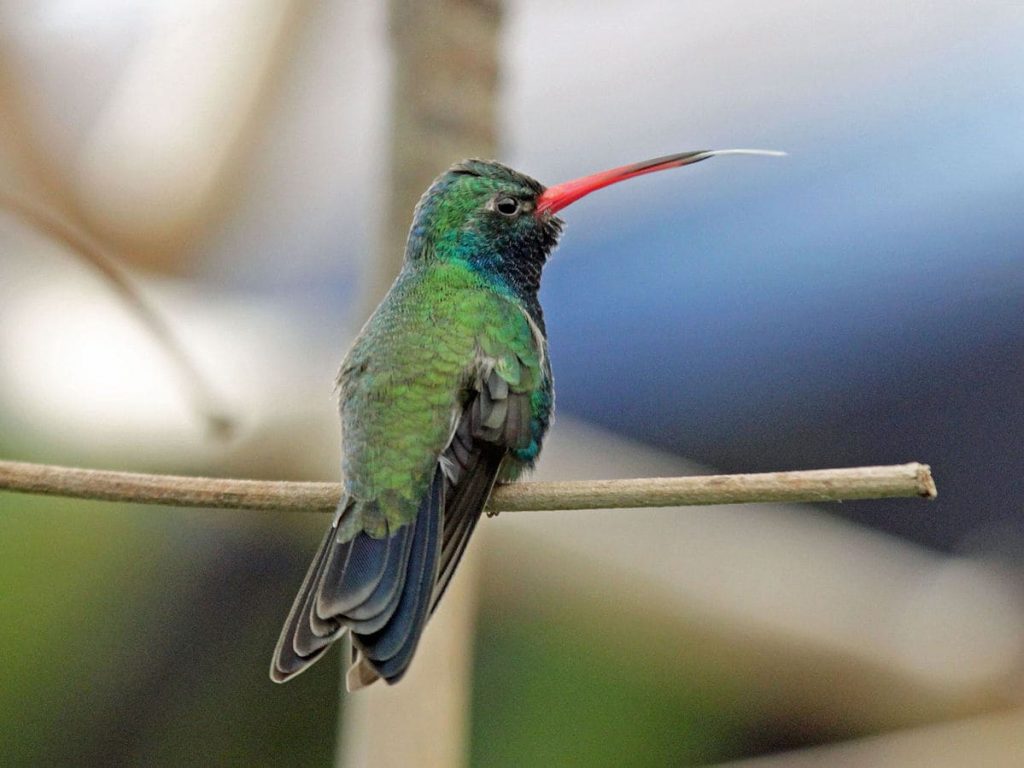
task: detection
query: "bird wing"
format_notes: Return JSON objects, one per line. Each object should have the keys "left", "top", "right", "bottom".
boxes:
{"left": 430, "top": 358, "right": 542, "bottom": 613}
{"left": 271, "top": 265, "right": 551, "bottom": 687}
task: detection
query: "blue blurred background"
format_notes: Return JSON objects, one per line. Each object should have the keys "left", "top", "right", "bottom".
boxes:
{"left": 1, "top": 1, "right": 1022, "bottom": 766}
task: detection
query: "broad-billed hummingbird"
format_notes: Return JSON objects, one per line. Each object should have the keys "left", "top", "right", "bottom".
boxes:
{"left": 271, "top": 149, "right": 782, "bottom": 689}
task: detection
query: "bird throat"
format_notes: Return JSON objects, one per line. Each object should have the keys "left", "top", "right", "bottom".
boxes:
{"left": 461, "top": 237, "right": 549, "bottom": 334}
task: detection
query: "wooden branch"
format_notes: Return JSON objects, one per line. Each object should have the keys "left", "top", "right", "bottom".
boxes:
{"left": 0, "top": 459, "right": 936, "bottom": 514}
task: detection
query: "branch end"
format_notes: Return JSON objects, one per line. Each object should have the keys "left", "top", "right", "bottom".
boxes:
{"left": 915, "top": 463, "right": 938, "bottom": 499}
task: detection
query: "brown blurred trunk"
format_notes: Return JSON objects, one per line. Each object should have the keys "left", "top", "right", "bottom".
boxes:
{"left": 339, "top": 2, "right": 502, "bottom": 767}
{"left": 361, "top": 0, "right": 503, "bottom": 314}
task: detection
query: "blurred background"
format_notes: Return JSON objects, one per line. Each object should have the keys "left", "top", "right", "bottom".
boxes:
{"left": 1, "top": 0, "right": 1022, "bottom": 765}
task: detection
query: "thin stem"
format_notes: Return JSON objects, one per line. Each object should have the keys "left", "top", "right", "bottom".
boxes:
{"left": 0, "top": 460, "right": 936, "bottom": 514}
{"left": 0, "top": 192, "right": 234, "bottom": 438}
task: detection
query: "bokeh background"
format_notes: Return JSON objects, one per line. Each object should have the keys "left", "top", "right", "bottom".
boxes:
{"left": 1, "top": 1, "right": 1023, "bottom": 766}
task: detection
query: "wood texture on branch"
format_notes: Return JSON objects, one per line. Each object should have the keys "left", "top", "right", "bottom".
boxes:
{"left": 0, "top": 460, "right": 936, "bottom": 513}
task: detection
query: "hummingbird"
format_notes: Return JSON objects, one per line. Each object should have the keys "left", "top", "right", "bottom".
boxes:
{"left": 271, "top": 148, "right": 782, "bottom": 690}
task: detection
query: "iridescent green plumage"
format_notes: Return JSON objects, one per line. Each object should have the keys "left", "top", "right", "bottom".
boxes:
{"left": 336, "top": 257, "right": 550, "bottom": 539}
{"left": 272, "top": 159, "right": 559, "bottom": 688}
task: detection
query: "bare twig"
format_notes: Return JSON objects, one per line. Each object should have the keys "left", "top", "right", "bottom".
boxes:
{"left": 0, "top": 460, "right": 936, "bottom": 513}
{"left": 0, "top": 192, "right": 234, "bottom": 438}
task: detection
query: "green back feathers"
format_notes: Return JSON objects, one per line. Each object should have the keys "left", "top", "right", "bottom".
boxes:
{"left": 338, "top": 260, "right": 548, "bottom": 538}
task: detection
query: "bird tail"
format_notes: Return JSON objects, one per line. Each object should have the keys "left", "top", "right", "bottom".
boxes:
{"left": 270, "top": 469, "right": 445, "bottom": 687}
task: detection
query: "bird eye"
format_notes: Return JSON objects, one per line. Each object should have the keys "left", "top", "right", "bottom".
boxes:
{"left": 495, "top": 196, "right": 520, "bottom": 216}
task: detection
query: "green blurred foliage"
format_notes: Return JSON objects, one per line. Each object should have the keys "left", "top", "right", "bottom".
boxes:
{"left": 471, "top": 596, "right": 749, "bottom": 767}
{"left": 0, "top": 496, "right": 338, "bottom": 767}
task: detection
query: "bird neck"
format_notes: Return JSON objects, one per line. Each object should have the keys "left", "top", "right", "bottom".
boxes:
{"left": 460, "top": 241, "right": 544, "bottom": 308}
{"left": 402, "top": 243, "right": 546, "bottom": 337}
{"left": 407, "top": 227, "right": 548, "bottom": 334}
